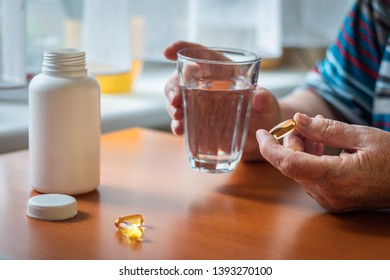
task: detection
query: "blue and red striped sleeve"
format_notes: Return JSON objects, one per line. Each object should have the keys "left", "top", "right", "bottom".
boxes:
{"left": 300, "top": 0, "right": 390, "bottom": 131}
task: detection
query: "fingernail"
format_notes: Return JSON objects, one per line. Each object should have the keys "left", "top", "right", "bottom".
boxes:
{"left": 295, "top": 113, "right": 311, "bottom": 127}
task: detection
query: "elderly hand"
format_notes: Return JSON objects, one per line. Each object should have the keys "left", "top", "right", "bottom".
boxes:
{"left": 164, "top": 40, "right": 282, "bottom": 161}
{"left": 256, "top": 112, "right": 390, "bottom": 212}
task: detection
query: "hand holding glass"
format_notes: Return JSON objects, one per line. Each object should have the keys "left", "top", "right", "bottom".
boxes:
{"left": 177, "top": 47, "right": 261, "bottom": 173}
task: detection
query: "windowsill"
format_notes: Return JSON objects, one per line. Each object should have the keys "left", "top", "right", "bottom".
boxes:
{"left": 0, "top": 61, "right": 307, "bottom": 154}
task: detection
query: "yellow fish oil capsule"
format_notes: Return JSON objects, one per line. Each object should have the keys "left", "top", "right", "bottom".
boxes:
{"left": 115, "top": 214, "right": 145, "bottom": 241}
{"left": 117, "top": 222, "right": 144, "bottom": 240}
{"left": 115, "top": 214, "right": 144, "bottom": 227}
{"left": 269, "top": 119, "right": 296, "bottom": 140}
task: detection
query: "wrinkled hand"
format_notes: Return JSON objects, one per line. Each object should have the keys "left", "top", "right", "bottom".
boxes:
{"left": 164, "top": 41, "right": 282, "bottom": 161}
{"left": 256, "top": 112, "right": 390, "bottom": 212}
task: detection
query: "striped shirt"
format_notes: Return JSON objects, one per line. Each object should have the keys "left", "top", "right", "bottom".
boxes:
{"left": 301, "top": 0, "right": 390, "bottom": 131}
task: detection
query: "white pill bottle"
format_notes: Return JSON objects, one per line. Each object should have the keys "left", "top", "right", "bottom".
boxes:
{"left": 29, "top": 49, "right": 100, "bottom": 195}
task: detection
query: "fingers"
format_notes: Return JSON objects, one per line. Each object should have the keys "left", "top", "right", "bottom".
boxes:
{"left": 283, "top": 115, "right": 324, "bottom": 156}
{"left": 164, "top": 74, "right": 183, "bottom": 118}
{"left": 256, "top": 129, "right": 338, "bottom": 180}
{"left": 165, "top": 102, "right": 183, "bottom": 120}
{"left": 164, "top": 41, "right": 204, "bottom": 61}
{"left": 164, "top": 74, "right": 181, "bottom": 104}
{"left": 164, "top": 41, "right": 207, "bottom": 136}
{"left": 283, "top": 131, "right": 305, "bottom": 152}
{"left": 256, "top": 115, "right": 390, "bottom": 213}
{"left": 171, "top": 120, "right": 184, "bottom": 135}
{"left": 164, "top": 73, "right": 184, "bottom": 135}
{"left": 293, "top": 113, "right": 363, "bottom": 150}
{"left": 283, "top": 133, "right": 324, "bottom": 156}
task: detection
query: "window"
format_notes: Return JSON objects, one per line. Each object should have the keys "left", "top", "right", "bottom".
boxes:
{"left": 25, "top": 0, "right": 353, "bottom": 74}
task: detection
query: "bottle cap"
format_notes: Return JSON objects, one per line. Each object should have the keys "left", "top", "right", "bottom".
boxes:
{"left": 27, "top": 194, "right": 78, "bottom": 221}
{"left": 42, "top": 48, "right": 87, "bottom": 78}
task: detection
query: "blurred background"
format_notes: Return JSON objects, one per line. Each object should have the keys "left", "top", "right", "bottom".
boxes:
{"left": 24, "top": 0, "right": 354, "bottom": 72}
{"left": 0, "top": 0, "right": 354, "bottom": 153}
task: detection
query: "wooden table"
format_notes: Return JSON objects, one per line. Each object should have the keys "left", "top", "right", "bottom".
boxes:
{"left": 0, "top": 128, "right": 389, "bottom": 260}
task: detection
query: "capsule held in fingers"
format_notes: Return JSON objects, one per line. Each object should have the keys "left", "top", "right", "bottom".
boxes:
{"left": 269, "top": 119, "right": 296, "bottom": 140}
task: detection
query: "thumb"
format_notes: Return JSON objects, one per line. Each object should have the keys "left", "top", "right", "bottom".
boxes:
{"left": 250, "top": 87, "right": 281, "bottom": 131}
{"left": 293, "top": 113, "right": 363, "bottom": 150}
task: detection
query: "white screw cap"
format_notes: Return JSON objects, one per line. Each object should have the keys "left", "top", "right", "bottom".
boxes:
{"left": 27, "top": 194, "right": 78, "bottom": 221}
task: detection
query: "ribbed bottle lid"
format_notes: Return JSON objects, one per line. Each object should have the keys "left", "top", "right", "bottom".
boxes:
{"left": 27, "top": 194, "right": 78, "bottom": 221}
{"left": 42, "top": 48, "right": 87, "bottom": 77}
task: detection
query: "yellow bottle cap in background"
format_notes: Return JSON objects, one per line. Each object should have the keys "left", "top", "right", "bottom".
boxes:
{"left": 95, "top": 60, "right": 143, "bottom": 94}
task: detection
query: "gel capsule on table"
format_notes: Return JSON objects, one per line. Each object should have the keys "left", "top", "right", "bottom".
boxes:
{"left": 117, "top": 222, "right": 144, "bottom": 240}
{"left": 269, "top": 119, "right": 296, "bottom": 140}
{"left": 115, "top": 214, "right": 144, "bottom": 227}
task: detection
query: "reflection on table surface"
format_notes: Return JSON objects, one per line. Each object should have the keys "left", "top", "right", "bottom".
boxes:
{"left": 0, "top": 128, "right": 389, "bottom": 260}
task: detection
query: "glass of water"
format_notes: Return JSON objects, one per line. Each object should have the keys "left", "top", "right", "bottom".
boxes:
{"left": 177, "top": 47, "right": 261, "bottom": 173}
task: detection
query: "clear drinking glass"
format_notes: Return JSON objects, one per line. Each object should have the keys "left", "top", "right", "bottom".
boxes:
{"left": 178, "top": 47, "right": 261, "bottom": 173}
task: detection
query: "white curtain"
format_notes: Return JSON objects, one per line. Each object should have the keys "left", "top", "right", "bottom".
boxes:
{"left": 28, "top": 0, "right": 355, "bottom": 67}
{"left": 127, "top": 0, "right": 354, "bottom": 61}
